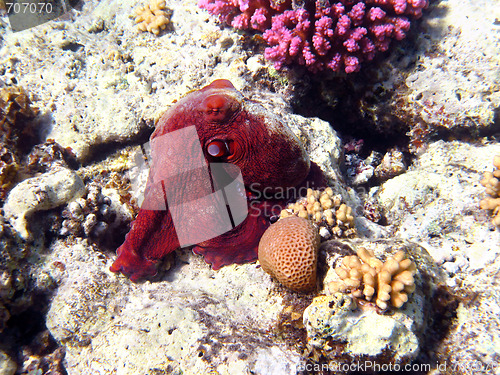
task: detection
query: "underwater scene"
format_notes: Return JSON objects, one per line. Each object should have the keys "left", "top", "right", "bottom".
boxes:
{"left": 0, "top": 0, "right": 499, "bottom": 374}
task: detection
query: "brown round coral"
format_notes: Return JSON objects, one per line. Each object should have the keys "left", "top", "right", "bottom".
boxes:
{"left": 258, "top": 216, "right": 320, "bottom": 292}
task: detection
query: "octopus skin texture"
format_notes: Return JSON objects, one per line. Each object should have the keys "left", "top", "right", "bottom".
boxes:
{"left": 110, "top": 79, "right": 313, "bottom": 281}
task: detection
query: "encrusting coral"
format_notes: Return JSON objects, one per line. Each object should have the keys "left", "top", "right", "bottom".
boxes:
{"left": 25, "top": 139, "right": 79, "bottom": 175}
{"left": 60, "top": 182, "right": 114, "bottom": 239}
{"left": 0, "top": 86, "right": 38, "bottom": 147}
{"left": 329, "top": 247, "right": 416, "bottom": 309}
{"left": 0, "top": 86, "right": 38, "bottom": 200}
{"left": 279, "top": 187, "right": 356, "bottom": 239}
{"left": 0, "top": 213, "right": 32, "bottom": 333}
{"left": 479, "top": 155, "right": 500, "bottom": 226}
{"left": 258, "top": 216, "right": 320, "bottom": 292}
{"left": 0, "top": 145, "right": 18, "bottom": 201}
{"left": 134, "top": 0, "right": 172, "bottom": 35}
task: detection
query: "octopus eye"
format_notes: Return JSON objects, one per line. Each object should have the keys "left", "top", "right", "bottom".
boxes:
{"left": 206, "top": 140, "right": 229, "bottom": 158}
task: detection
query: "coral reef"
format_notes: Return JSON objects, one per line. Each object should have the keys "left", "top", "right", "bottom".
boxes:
{"left": 329, "top": 247, "right": 416, "bottom": 309}
{"left": 309, "top": 239, "right": 446, "bottom": 370}
{"left": 134, "top": 0, "right": 172, "bottom": 35}
{"left": 372, "top": 141, "right": 500, "bottom": 280}
{"left": 199, "top": 0, "right": 428, "bottom": 73}
{"left": 46, "top": 239, "right": 299, "bottom": 374}
{"left": 279, "top": 187, "right": 356, "bottom": 239}
{"left": 258, "top": 216, "right": 320, "bottom": 292}
{"left": 0, "top": 0, "right": 496, "bottom": 372}
{"left": 303, "top": 0, "right": 499, "bottom": 155}
{"left": 479, "top": 155, "right": 500, "bottom": 226}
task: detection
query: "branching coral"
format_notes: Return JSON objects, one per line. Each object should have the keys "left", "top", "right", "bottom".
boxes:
{"left": 479, "top": 155, "right": 500, "bottom": 226}
{"left": 199, "top": 0, "right": 428, "bottom": 73}
{"left": 134, "top": 0, "right": 172, "bottom": 35}
{"left": 329, "top": 247, "right": 416, "bottom": 309}
{"left": 198, "top": 0, "right": 290, "bottom": 32}
{"left": 280, "top": 187, "right": 356, "bottom": 239}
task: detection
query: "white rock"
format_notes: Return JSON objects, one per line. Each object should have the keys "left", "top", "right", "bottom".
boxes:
{"left": 3, "top": 167, "right": 85, "bottom": 239}
{"left": 304, "top": 294, "right": 419, "bottom": 361}
{"left": 442, "top": 261, "right": 459, "bottom": 275}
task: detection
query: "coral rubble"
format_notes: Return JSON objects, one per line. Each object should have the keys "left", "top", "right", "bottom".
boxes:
{"left": 329, "top": 247, "right": 416, "bottom": 309}
{"left": 134, "top": 0, "right": 172, "bottom": 35}
{"left": 479, "top": 155, "right": 500, "bottom": 226}
{"left": 258, "top": 216, "right": 320, "bottom": 292}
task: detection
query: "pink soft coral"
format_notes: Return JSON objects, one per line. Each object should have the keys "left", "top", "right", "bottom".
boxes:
{"left": 199, "top": 0, "right": 428, "bottom": 73}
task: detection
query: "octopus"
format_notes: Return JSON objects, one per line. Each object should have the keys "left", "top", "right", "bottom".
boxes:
{"left": 110, "top": 79, "right": 318, "bottom": 281}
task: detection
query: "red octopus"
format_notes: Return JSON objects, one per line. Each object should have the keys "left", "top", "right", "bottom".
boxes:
{"left": 110, "top": 80, "right": 316, "bottom": 281}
